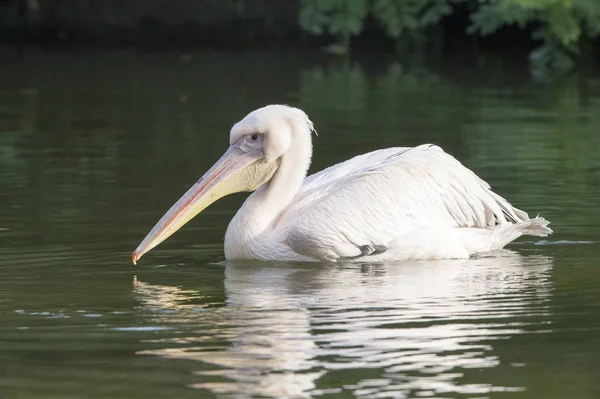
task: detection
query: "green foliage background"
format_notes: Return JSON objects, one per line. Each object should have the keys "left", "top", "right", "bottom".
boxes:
{"left": 299, "top": 0, "right": 600, "bottom": 72}
{"left": 2, "top": 0, "right": 599, "bottom": 72}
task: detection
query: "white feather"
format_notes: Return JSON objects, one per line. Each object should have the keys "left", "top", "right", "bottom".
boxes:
{"left": 222, "top": 105, "right": 552, "bottom": 262}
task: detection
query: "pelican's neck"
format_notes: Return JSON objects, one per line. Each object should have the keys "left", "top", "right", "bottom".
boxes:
{"left": 263, "top": 133, "right": 312, "bottom": 217}
{"left": 225, "top": 129, "right": 312, "bottom": 258}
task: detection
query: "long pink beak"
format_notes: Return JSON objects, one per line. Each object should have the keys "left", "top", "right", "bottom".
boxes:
{"left": 132, "top": 145, "right": 260, "bottom": 264}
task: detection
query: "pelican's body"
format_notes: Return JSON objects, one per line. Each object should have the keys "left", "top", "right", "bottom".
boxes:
{"left": 132, "top": 105, "right": 551, "bottom": 264}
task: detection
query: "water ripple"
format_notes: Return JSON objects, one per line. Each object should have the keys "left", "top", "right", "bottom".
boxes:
{"left": 133, "top": 251, "right": 553, "bottom": 398}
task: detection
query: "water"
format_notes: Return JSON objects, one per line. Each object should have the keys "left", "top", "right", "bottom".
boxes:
{"left": 1, "top": 49, "right": 600, "bottom": 399}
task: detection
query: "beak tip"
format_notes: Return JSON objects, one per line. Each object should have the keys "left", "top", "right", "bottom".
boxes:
{"left": 132, "top": 251, "right": 138, "bottom": 265}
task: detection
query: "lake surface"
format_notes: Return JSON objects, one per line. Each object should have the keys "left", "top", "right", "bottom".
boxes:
{"left": 1, "top": 49, "right": 599, "bottom": 399}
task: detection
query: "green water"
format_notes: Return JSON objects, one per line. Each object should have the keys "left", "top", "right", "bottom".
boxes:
{"left": 1, "top": 49, "right": 599, "bottom": 399}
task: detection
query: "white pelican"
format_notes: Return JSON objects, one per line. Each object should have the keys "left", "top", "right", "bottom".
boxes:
{"left": 132, "top": 104, "right": 552, "bottom": 264}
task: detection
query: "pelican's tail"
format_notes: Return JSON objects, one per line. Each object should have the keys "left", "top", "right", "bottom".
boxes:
{"left": 463, "top": 216, "right": 553, "bottom": 255}
{"left": 517, "top": 216, "right": 553, "bottom": 237}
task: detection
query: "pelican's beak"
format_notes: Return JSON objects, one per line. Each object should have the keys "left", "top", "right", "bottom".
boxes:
{"left": 132, "top": 145, "right": 263, "bottom": 264}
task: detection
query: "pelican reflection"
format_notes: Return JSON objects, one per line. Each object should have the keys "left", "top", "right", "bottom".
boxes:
{"left": 134, "top": 251, "right": 553, "bottom": 398}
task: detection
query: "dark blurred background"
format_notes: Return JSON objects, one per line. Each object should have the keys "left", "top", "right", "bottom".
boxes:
{"left": 1, "top": 0, "right": 599, "bottom": 73}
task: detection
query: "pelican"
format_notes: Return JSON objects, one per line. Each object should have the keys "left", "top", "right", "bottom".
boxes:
{"left": 132, "top": 104, "right": 552, "bottom": 264}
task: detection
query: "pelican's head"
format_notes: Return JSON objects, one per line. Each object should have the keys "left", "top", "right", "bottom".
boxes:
{"left": 132, "top": 104, "right": 314, "bottom": 264}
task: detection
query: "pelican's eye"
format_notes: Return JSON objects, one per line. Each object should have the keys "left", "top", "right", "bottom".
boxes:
{"left": 250, "top": 133, "right": 259, "bottom": 141}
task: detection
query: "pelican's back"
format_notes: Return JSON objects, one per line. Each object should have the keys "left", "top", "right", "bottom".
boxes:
{"left": 276, "top": 144, "right": 551, "bottom": 262}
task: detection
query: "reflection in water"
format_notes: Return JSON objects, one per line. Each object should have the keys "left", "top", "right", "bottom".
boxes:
{"left": 134, "top": 251, "right": 552, "bottom": 398}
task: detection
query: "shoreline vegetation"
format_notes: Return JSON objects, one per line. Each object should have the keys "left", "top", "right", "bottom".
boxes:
{"left": 1, "top": 0, "right": 599, "bottom": 74}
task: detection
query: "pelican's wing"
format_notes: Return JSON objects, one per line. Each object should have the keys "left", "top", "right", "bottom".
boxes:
{"left": 280, "top": 144, "right": 529, "bottom": 261}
